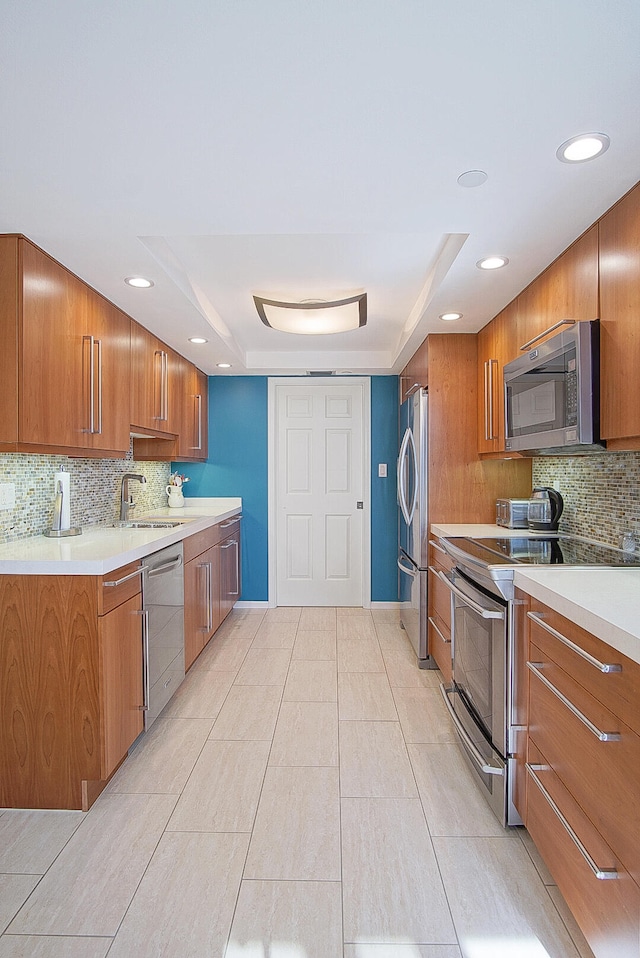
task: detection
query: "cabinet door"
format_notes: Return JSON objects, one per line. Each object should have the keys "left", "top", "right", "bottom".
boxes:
{"left": 130, "top": 321, "right": 175, "bottom": 433}
{"left": 400, "top": 338, "right": 428, "bottom": 403}
{"left": 219, "top": 533, "right": 241, "bottom": 622}
{"left": 83, "top": 296, "right": 131, "bottom": 454}
{"left": 184, "top": 552, "right": 209, "bottom": 670}
{"left": 477, "top": 301, "right": 520, "bottom": 454}
{"left": 19, "top": 240, "right": 90, "bottom": 447}
{"left": 99, "top": 593, "right": 144, "bottom": 778}
{"left": 174, "top": 360, "right": 209, "bottom": 461}
{"left": 517, "top": 225, "right": 598, "bottom": 351}
{"left": 599, "top": 183, "right": 640, "bottom": 442}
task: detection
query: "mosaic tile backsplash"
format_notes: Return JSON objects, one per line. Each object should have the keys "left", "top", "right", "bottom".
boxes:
{"left": 532, "top": 451, "right": 640, "bottom": 549}
{"left": 0, "top": 445, "right": 171, "bottom": 543}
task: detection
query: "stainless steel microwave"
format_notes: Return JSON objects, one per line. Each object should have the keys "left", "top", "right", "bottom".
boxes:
{"left": 503, "top": 320, "right": 603, "bottom": 454}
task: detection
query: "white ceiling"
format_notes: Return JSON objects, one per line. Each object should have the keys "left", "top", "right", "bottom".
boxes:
{"left": 2, "top": 1, "right": 639, "bottom": 375}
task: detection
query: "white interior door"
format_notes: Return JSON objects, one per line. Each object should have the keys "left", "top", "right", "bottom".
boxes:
{"left": 270, "top": 379, "right": 368, "bottom": 606}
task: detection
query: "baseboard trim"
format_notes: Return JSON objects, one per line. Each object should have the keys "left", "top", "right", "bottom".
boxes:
{"left": 235, "top": 601, "right": 270, "bottom": 609}
{"left": 370, "top": 601, "right": 400, "bottom": 610}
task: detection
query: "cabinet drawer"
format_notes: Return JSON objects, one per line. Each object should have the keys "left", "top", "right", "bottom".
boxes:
{"left": 529, "top": 600, "right": 640, "bottom": 737}
{"left": 428, "top": 537, "right": 454, "bottom": 574}
{"left": 428, "top": 565, "right": 452, "bottom": 633}
{"left": 183, "top": 515, "right": 241, "bottom": 562}
{"left": 428, "top": 613, "right": 452, "bottom": 683}
{"left": 99, "top": 561, "right": 143, "bottom": 615}
{"left": 526, "top": 744, "right": 640, "bottom": 958}
{"left": 528, "top": 644, "right": 640, "bottom": 882}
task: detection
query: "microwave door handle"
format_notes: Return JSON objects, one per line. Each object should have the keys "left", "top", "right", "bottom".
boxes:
{"left": 435, "top": 569, "right": 505, "bottom": 620}
{"left": 519, "top": 319, "right": 576, "bottom": 351}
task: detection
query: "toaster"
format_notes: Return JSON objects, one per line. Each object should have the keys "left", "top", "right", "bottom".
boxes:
{"left": 496, "top": 498, "right": 530, "bottom": 529}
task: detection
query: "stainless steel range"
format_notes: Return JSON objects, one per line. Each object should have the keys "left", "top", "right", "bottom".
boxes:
{"left": 437, "top": 534, "right": 640, "bottom": 827}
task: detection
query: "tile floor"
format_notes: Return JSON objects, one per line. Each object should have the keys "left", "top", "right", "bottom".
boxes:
{"left": 0, "top": 607, "right": 596, "bottom": 958}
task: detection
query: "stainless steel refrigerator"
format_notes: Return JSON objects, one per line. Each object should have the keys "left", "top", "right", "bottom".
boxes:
{"left": 397, "top": 386, "right": 433, "bottom": 667}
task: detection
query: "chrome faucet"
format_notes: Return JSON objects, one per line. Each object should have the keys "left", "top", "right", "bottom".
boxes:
{"left": 120, "top": 473, "right": 147, "bottom": 521}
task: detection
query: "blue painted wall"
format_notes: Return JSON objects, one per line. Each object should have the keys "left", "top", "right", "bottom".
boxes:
{"left": 175, "top": 375, "right": 399, "bottom": 603}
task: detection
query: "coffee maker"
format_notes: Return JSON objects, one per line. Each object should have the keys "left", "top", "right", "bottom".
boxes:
{"left": 527, "top": 487, "right": 564, "bottom": 531}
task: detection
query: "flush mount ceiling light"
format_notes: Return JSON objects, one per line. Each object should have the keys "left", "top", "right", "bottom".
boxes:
{"left": 124, "top": 276, "right": 154, "bottom": 288}
{"left": 253, "top": 293, "right": 367, "bottom": 335}
{"left": 556, "top": 133, "right": 610, "bottom": 163}
{"left": 188, "top": 337, "right": 208, "bottom": 344}
{"left": 476, "top": 256, "right": 509, "bottom": 270}
{"left": 439, "top": 311, "right": 463, "bottom": 322}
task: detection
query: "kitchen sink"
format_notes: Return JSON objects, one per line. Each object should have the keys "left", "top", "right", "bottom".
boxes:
{"left": 112, "top": 520, "right": 183, "bottom": 529}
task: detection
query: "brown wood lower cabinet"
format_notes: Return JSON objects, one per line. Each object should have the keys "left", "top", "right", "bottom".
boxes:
{"left": 427, "top": 537, "right": 453, "bottom": 683}
{"left": 516, "top": 589, "right": 640, "bottom": 958}
{"left": 0, "top": 563, "right": 144, "bottom": 810}
{"left": 184, "top": 515, "right": 242, "bottom": 671}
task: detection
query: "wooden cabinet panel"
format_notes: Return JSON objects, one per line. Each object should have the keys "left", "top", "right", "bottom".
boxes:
{"left": 184, "top": 547, "right": 216, "bottom": 670}
{"left": 130, "top": 321, "right": 177, "bottom": 434}
{"left": 173, "top": 358, "right": 209, "bottom": 461}
{"left": 0, "top": 236, "right": 19, "bottom": 444}
{"left": 220, "top": 531, "right": 241, "bottom": 623}
{"left": 83, "top": 295, "right": 131, "bottom": 454}
{"left": 517, "top": 225, "right": 599, "bottom": 351}
{"left": 528, "top": 644, "right": 640, "bottom": 885}
{"left": 427, "top": 540, "right": 454, "bottom": 681}
{"left": 477, "top": 301, "right": 519, "bottom": 454}
{"left": 99, "top": 593, "right": 144, "bottom": 778}
{"left": 0, "top": 571, "right": 144, "bottom": 810}
{"left": 526, "top": 742, "right": 640, "bottom": 958}
{"left": 599, "top": 182, "right": 640, "bottom": 442}
{"left": 512, "top": 588, "right": 530, "bottom": 819}
{"left": 400, "top": 338, "right": 428, "bottom": 403}
{"left": 528, "top": 601, "right": 640, "bottom": 738}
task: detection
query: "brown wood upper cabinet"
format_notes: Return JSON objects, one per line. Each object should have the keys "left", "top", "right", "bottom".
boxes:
{"left": 476, "top": 301, "right": 518, "bottom": 454}
{"left": 516, "top": 225, "right": 599, "bottom": 352}
{"left": 0, "top": 235, "right": 131, "bottom": 457}
{"left": 172, "top": 354, "right": 209, "bottom": 461}
{"left": 130, "top": 320, "right": 181, "bottom": 435}
{"left": 599, "top": 182, "right": 640, "bottom": 446}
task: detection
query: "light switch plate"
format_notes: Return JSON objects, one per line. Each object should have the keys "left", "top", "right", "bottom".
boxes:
{"left": 378, "top": 463, "right": 387, "bottom": 477}
{"left": 0, "top": 483, "right": 16, "bottom": 510}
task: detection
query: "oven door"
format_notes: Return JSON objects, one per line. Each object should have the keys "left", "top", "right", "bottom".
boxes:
{"left": 437, "top": 568, "right": 510, "bottom": 824}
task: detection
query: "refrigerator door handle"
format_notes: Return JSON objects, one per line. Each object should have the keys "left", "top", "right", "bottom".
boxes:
{"left": 397, "top": 427, "right": 418, "bottom": 526}
{"left": 397, "top": 554, "right": 417, "bottom": 577}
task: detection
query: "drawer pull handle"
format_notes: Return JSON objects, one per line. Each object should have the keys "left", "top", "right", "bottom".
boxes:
{"left": 428, "top": 538, "right": 447, "bottom": 556}
{"left": 527, "top": 661, "right": 621, "bottom": 742}
{"left": 428, "top": 615, "right": 451, "bottom": 645}
{"left": 527, "top": 612, "right": 622, "bottom": 673}
{"left": 526, "top": 764, "right": 619, "bottom": 880}
{"left": 104, "top": 565, "right": 148, "bottom": 587}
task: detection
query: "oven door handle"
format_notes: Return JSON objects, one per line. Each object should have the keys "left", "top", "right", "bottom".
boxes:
{"left": 440, "top": 685, "right": 504, "bottom": 777}
{"left": 435, "top": 569, "right": 505, "bottom": 620}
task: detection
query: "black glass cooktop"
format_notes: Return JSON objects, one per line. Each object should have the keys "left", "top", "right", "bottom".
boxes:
{"left": 451, "top": 535, "right": 640, "bottom": 568}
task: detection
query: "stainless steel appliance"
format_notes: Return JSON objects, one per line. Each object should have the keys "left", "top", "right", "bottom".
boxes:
{"left": 527, "top": 486, "right": 563, "bottom": 531}
{"left": 437, "top": 533, "right": 640, "bottom": 826}
{"left": 142, "top": 542, "right": 185, "bottom": 728}
{"left": 397, "top": 386, "right": 433, "bottom": 667}
{"left": 495, "top": 498, "right": 529, "bottom": 529}
{"left": 503, "top": 319, "right": 603, "bottom": 454}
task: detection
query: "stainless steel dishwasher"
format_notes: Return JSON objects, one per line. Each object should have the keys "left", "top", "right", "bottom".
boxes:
{"left": 142, "top": 541, "right": 185, "bottom": 729}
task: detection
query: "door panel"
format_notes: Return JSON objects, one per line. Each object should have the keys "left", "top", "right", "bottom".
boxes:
{"left": 274, "top": 381, "right": 365, "bottom": 606}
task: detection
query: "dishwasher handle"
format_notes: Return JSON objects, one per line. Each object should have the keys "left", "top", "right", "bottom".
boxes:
{"left": 147, "top": 554, "right": 183, "bottom": 577}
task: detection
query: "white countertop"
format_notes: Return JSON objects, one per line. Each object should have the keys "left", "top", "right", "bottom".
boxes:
{"left": 0, "top": 498, "right": 242, "bottom": 576}
{"left": 431, "top": 523, "right": 547, "bottom": 539}
{"left": 430, "top": 522, "right": 640, "bottom": 666}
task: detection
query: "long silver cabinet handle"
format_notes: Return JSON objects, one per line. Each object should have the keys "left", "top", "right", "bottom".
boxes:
{"left": 435, "top": 568, "right": 505, "bottom": 620}
{"left": 519, "top": 319, "right": 575, "bottom": 351}
{"left": 483, "top": 360, "right": 490, "bottom": 441}
{"left": 220, "top": 519, "right": 239, "bottom": 529}
{"left": 428, "top": 538, "right": 447, "bottom": 556}
{"left": 199, "top": 561, "right": 213, "bottom": 632}
{"left": 440, "top": 684, "right": 504, "bottom": 776}
{"left": 488, "top": 358, "right": 497, "bottom": 440}
{"left": 527, "top": 661, "right": 621, "bottom": 742}
{"left": 527, "top": 612, "right": 622, "bottom": 673}
{"left": 428, "top": 615, "right": 451, "bottom": 645}
{"left": 104, "top": 564, "right": 149, "bottom": 587}
{"left": 526, "top": 763, "right": 619, "bottom": 880}
{"left": 96, "top": 338, "right": 103, "bottom": 435}
{"left": 194, "top": 394, "right": 202, "bottom": 450}
{"left": 231, "top": 540, "right": 240, "bottom": 596}
{"left": 135, "top": 609, "right": 150, "bottom": 711}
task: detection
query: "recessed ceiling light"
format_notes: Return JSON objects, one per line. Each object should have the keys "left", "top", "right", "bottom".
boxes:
{"left": 188, "top": 337, "right": 208, "bottom": 344}
{"left": 556, "top": 133, "right": 610, "bottom": 163}
{"left": 439, "top": 311, "right": 463, "bottom": 322}
{"left": 476, "top": 256, "right": 509, "bottom": 270}
{"left": 457, "top": 170, "right": 488, "bottom": 188}
{"left": 124, "top": 276, "right": 154, "bottom": 288}
{"left": 216, "top": 362, "right": 232, "bottom": 369}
